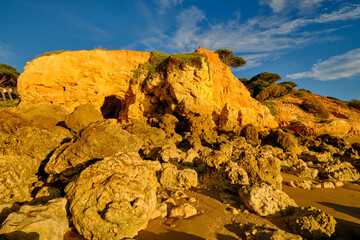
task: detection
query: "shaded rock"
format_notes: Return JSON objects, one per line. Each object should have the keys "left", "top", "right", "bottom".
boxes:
{"left": 265, "top": 130, "right": 302, "bottom": 154}
{"left": 64, "top": 103, "right": 103, "bottom": 132}
{"left": 241, "top": 124, "right": 259, "bottom": 146}
{"left": 319, "top": 160, "right": 360, "bottom": 181}
{"left": 65, "top": 152, "right": 161, "bottom": 240}
{"left": 181, "top": 148, "right": 200, "bottom": 165}
{"left": 158, "top": 114, "right": 178, "bottom": 135}
{"left": 35, "top": 186, "right": 62, "bottom": 203}
{"left": 45, "top": 119, "right": 143, "bottom": 175}
{"left": 239, "top": 184, "right": 297, "bottom": 217}
{"left": 123, "top": 119, "right": 166, "bottom": 149}
{"left": 169, "top": 203, "right": 197, "bottom": 219}
{"left": 180, "top": 115, "right": 218, "bottom": 144}
{"left": 287, "top": 206, "right": 336, "bottom": 240}
{"left": 203, "top": 150, "right": 230, "bottom": 169}
{"left": 0, "top": 203, "right": 21, "bottom": 225}
{"left": 0, "top": 198, "right": 68, "bottom": 240}
{"left": 317, "top": 134, "right": 347, "bottom": 149}
{"left": 0, "top": 155, "right": 40, "bottom": 204}
{"left": 237, "top": 147, "right": 283, "bottom": 189}
{"left": 159, "top": 142, "right": 181, "bottom": 163}
{"left": 300, "top": 151, "right": 332, "bottom": 163}
{"left": 225, "top": 161, "right": 250, "bottom": 186}
{"left": 3, "top": 126, "right": 71, "bottom": 161}
{"left": 240, "top": 223, "right": 302, "bottom": 240}
{"left": 160, "top": 163, "right": 198, "bottom": 190}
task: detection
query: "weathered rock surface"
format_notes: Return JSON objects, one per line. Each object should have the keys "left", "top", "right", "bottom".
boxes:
{"left": 160, "top": 163, "right": 198, "bottom": 190}
{"left": 65, "top": 152, "right": 161, "bottom": 240}
{"left": 240, "top": 223, "right": 302, "bottom": 240}
{"left": 45, "top": 119, "right": 143, "bottom": 175}
{"left": 3, "top": 126, "right": 71, "bottom": 161}
{"left": 319, "top": 160, "right": 360, "bottom": 181}
{"left": 17, "top": 48, "right": 277, "bottom": 130}
{"left": 239, "top": 184, "right": 297, "bottom": 217}
{"left": 64, "top": 103, "right": 104, "bottom": 132}
{"left": 0, "top": 198, "right": 68, "bottom": 240}
{"left": 265, "top": 130, "right": 302, "bottom": 154}
{"left": 169, "top": 203, "right": 197, "bottom": 219}
{"left": 287, "top": 206, "right": 337, "bottom": 240}
{"left": 237, "top": 147, "right": 283, "bottom": 189}
{"left": 0, "top": 155, "right": 40, "bottom": 204}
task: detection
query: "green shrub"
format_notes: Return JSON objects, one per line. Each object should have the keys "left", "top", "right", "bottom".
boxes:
{"left": 255, "top": 83, "right": 286, "bottom": 102}
{"left": 0, "top": 64, "right": 20, "bottom": 88}
{"left": 42, "top": 50, "right": 66, "bottom": 57}
{"left": 215, "top": 49, "right": 246, "bottom": 68}
{"left": 250, "top": 72, "right": 281, "bottom": 84}
{"left": 262, "top": 101, "right": 278, "bottom": 117}
{"left": 301, "top": 96, "right": 330, "bottom": 119}
{"left": 348, "top": 99, "right": 360, "bottom": 110}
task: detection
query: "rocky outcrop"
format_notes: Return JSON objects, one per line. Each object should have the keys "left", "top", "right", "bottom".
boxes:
{"left": 160, "top": 163, "right": 198, "bottom": 190}
{"left": 65, "top": 152, "right": 161, "bottom": 240}
{"left": 240, "top": 223, "right": 302, "bottom": 240}
{"left": 0, "top": 198, "right": 68, "bottom": 240}
{"left": 3, "top": 126, "right": 71, "bottom": 161}
{"left": 17, "top": 48, "right": 277, "bottom": 131}
{"left": 287, "top": 206, "right": 337, "bottom": 240}
{"left": 0, "top": 155, "right": 40, "bottom": 204}
{"left": 318, "top": 160, "right": 360, "bottom": 182}
{"left": 45, "top": 119, "right": 143, "bottom": 175}
{"left": 239, "top": 184, "right": 297, "bottom": 217}
{"left": 64, "top": 103, "right": 104, "bottom": 133}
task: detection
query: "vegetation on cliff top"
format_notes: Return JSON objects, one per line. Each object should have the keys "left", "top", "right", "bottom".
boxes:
{"left": 0, "top": 64, "right": 20, "bottom": 87}
{"left": 215, "top": 49, "right": 247, "bottom": 68}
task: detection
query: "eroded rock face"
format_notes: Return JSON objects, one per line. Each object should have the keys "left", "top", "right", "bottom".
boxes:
{"left": 239, "top": 184, "right": 297, "bottom": 217}
{"left": 160, "top": 163, "right": 198, "bottom": 190}
{"left": 17, "top": 48, "right": 277, "bottom": 131}
{"left": 287, "top": 206, "right": 337, "bottom": 240}
{"left": 237, "top": 147, "right": 283, "bottom": 189}
{"left": 318, "top": 160, "right": 360, "bottom": 181}
{"left": 3, "top": 126, "right": 71, "bottom": 162}
{"left": 0, "top": 198, "right": 68, "bottom": 240}
{"left": 240, "top": 223, "right": 303, "bottom": 240}
{"left": 64, "top": 103, "right": 104, "bottom": 133}
{"left": 65, "top": 152, "right": 161, "bottom": 240}
{"left": 0, "top": 155, "right": 40, "bottom": 204}
{"left": 45, "top": 119, "right": 143, "bottom": 175}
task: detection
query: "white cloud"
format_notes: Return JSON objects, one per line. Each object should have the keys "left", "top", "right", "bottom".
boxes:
{"left": 137, "top": 4, "right": 360, "bottom": 69}
{"left": 0, "top": 44, "right": 16, "bottom": 58}
{"left": 287, "top": 48, "right": 360, "bottom": 81}
{"left": 154, "top": 0, "right": 184, "bottom": 14}
{"left": 260, "top": 0, "right": 324, "bottom": 13}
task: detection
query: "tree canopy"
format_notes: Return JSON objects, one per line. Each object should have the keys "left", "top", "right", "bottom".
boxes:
{"left": 215, "top": 49, "right": 247, "bottom": 68}
{"left": 0, "top": 63, "right": 20, "bottom": 87}
{"left": 250, "top": 72, "right": 281, "bottom": 84}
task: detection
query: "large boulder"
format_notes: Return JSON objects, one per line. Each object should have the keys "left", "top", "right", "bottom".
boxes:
{"left": 265, "top": 130, "right": 302, "bottom": 154}
{"left": 3, "top": 126, "right": 71, "bottom": 161}
{"left": 17, "top": 49, "right": 277, "bottom": 131}
{"left": 240, "top": 223, "right": 302, "bottom": 240}
{"left": 237, "top": 147, "right": 283, "bottom": 189}
{"left": 0, "top": 198, "right": 68, "bottom": 240}
{"left": 65, "top": 152, "right": 161, "bottom": 240}
{"left": 287, "top": 206, "right": 337, "bottom": 240}
{"left": 160, "top": 163, "right": 198, "bottom": 190}
{"left": 45, "top": 119, "right": 143, "bottom": 175}
{"left": 318, "top": 160, "right": 360, "bottom": 181}
{"left": 64, "top": 103, "right": 104, "bottom": 132}
{"left": 239, "top": 184, "right": 297, "bottom": 217}
{"left": 0, "top": 155, "right": 41, "bottom": 204}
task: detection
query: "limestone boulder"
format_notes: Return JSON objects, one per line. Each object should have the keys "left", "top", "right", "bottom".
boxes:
{"left": 64, "top": 103, "right": 103, "bottom": 132}
{"left": 240, "top": 124, "right": 259, "bottom": 146}
{"left": 3, "top": 126, "right": 71, "bottom": 162}
{"left": 0, "top": 198, "right": 68, "bottom": 240}
{"left": 169, "top": 203, "right": 197, "bottom": 219}
{"left": 318, "top": 160, "right": 360, "bottom": 181}
{"left": 300, "top": 151, "right": 332, "bottom": 163}
{"left": 160, "top": 163, "right": 198, "bottom": 190}
{"left": 239, "top": 184, "right": 297, "bottom": 217}
{"left": 265, "top": 130, "right": 302, "bottom": 154}
{"left": 0, "top": 155, "right": 41, "bottom": 204}
{"left": 287, "top": 206, "right": 337, "bottom": 240}
{"left": 65, "top": 152, "right": 161, "bottom": 240}
{"left": 45, "top": 119, "right": 143, "bottom": 175}
{"left": 240, "top": 223, "right": 302, "bottom": 240}
{"left": 237, "top": 147, "right": 283, "bottom": 189}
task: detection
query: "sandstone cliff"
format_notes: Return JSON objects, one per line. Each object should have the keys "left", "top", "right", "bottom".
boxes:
{"left": 17, "top": 48, "right": 277, "bottom": 131}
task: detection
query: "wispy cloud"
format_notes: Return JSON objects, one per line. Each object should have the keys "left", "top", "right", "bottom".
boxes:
{"left": 153, "top": 0, "right": 184, "bottom": 14}
{"left": 287, "top": 48, "right": 360, "bottom": 81}
{"left": 260, "top": 0, "right": 325, "bottom": 14}
{"left": 0, "top": 44, "right": 16, "bottom": 58}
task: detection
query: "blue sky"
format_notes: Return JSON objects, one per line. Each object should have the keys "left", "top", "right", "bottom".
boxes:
{"left": 1, "top": 0, "right": 360, "bottom": 101}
